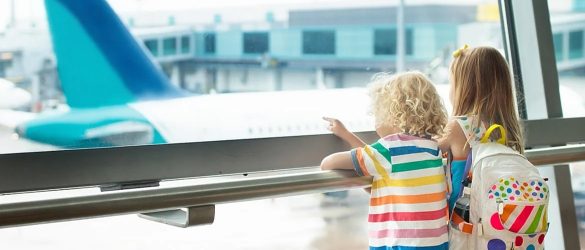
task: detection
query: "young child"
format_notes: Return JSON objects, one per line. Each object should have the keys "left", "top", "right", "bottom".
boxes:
{"left": 321, "top": 71, "right": 449, "bottom": 250}
{"left": 438, "top": 45, "right": 524, "bottom": 212}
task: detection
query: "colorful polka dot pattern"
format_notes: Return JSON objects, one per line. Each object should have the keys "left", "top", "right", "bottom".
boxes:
{"left": 509, "top": 233, "right": 546, "bottom": 249}
{"left": 487, "top": 177, "right": 549, "bottom": 202}
{"left": 487, "top": 239, "right": 506, "bottom": 250}
{"left": 485, "top": 233, "right": 546, "bottom": 249}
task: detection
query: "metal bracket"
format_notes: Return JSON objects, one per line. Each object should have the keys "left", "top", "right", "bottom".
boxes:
{"left": 138, "top": 205, "right": 215, "bottom": 228}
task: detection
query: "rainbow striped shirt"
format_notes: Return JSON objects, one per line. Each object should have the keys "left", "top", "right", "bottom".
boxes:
{"left": 351, "top": 134, "right": 449, "bottom": 250}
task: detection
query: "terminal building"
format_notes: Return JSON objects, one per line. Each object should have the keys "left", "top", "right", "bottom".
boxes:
{"left": 132, "top": 4, "right": 491, "bottom": 93}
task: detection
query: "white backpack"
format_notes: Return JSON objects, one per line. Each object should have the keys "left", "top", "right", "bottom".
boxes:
{"left": 449, "top": 124, "right": 549, "bottom": 250}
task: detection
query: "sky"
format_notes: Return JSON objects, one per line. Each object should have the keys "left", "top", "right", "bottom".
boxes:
{"left": 0, "top": 0, "right": 574, "bottom": 31}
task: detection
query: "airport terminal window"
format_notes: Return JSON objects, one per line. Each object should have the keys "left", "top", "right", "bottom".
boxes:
{"left": 163, "top": 37, "right": 177, "bottom": 56}
{"left": 302, "top": 30, "right": 335, "bottom": 55}
{"left": 1, "top": 0, "right": 514, "bottom": 248}
{"left": 144, "top": 39, "right": 159, "bottom": 56}
{"left": 374, "top": 28, "right": 414, "bottom": 55}
{"left": 553, "top": 33, "right": 564, "bottom": 61}
{"left": 181, "top": 36, "right": 191, "bottom": 54}
{"left": 549, "top": 3, "right": 585, "bottom": 119}
{"left": 243, "top": 32, "right": 269, "bottom": 54}
{"left": 548, "top": 3, "right": 585, "bottom": 245}
{"left": 0, "top": 1, "right": 505, "bottom": 155}
{"left": 204, "top": 33, "right": 216, "bottom": 54}
{"left": 569, "top": 30, "right": 584, "bottom": 59}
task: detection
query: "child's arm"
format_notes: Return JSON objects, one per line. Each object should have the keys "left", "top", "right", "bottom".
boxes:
{"left": 323, "top": 117, "right": 366, "bottom": 148}
{"left": 438, "top": 120, "right": 469, "bottom": 159}
{"left": 320, "top": 151, "right": 354, "bottom": 170}
{"left": 320, "top": 151, "right": 372, "bottom": 194}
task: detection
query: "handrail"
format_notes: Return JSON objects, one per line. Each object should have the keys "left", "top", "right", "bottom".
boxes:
{"left": 525, "top": 144, "right": 585, "bottom": 166}
{"left": 0, "top": 144, "right": 584, "bottom": 228}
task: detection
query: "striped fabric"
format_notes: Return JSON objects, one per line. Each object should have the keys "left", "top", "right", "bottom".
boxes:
{"left": 351, "top": 134, "right": 448, "bottom": 250}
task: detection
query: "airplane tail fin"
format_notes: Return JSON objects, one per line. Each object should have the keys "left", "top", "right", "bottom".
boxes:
{"left": 45, "top": 0, "right": 184, "bottom": 108}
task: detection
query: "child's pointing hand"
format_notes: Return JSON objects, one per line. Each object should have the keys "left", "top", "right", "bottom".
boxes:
{"left": 323, "top": 117, "right": 349, "bottom": 138}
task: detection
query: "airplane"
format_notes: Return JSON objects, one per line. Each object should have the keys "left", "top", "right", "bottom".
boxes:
{"left": 1, "top": 0, "right": 379, "bottom": 149}
{"left": 0, "top": 78, "right": 31, "bottom": 110}
{"left": 2, "top": 0, "right": 583, "bottom": 149}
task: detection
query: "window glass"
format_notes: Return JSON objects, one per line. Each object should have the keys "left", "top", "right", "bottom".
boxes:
{"left": 0, "top": 0, "right": 502, "bottom": 154}
{"left": 569, "top": 30, "right": 584, "bottom": 59}
{"left": 162, "top": 37, "right": 177, "bottom": 56}
{"left": 374, "top": 29, "right": 396, "bottom": 55}
{"left": 0, "top": 61, "right": 11, "bottom": 77}
{"left": 181, "top": 35, "right": 190, "bottom": 54}
{"left": 204, "top": 33, "right": 216, "bottom": 54}
{"left": 554, "top": 33, "right": 564, "bottom": 61}
{"left": 303, "top": 30, "right": 335, "bottom": 55}
{"left": 243, "top": 32, "right": 269, "bottom": 54}
{"left": 144, "top": 39, "right": 159, "bottom": 56}
{"left": 570, "top": 162, "right": 585, "bottom": 250}
{"left": 373, "top": 28, "right": 414, "bottom": 56}
{"left": 550, "top": 3, "right": 585, "bottom": 118}
{"left": 548, "top": 3, "right": 585, "bottom": 248}
{"left": 405, "top": 29, "right": 414, "bottom": 55}
{"left": 0, "top": 0, "right": 506, "bottom": 248}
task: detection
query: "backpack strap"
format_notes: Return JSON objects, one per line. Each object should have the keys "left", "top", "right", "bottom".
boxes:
{"left": 481, "top": 124, "right": 507, "bottom": 145}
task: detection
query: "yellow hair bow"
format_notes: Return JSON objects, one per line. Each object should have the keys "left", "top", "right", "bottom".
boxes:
{"left": 452, "top": 44, "right": 469, "bottom": 58}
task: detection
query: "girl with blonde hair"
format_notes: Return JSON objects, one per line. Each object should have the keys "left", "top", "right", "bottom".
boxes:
{"left": 321, "top": 71, "right": 449, "bottom": 250}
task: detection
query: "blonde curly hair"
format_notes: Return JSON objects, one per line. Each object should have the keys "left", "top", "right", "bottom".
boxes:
{"left": 368, "top": 71, "right": 447, "bottom": 138}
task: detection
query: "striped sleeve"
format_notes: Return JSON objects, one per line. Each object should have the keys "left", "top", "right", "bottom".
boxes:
{"left": 350, "top": 142, "right": 391, "bottom": 178}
